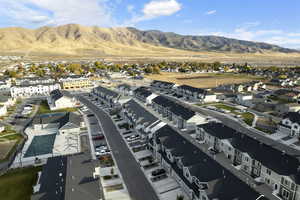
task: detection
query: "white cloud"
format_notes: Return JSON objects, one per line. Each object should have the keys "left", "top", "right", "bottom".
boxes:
{"left": 128, "top": 0, "right": 181, "bottom": 24}
{"left": 205, "top": 10, "right": 216, "bottom": 15}
{"left": 198, "top": 22, "right": 300, "bottom": 48}
{"left": 0, "top": 0, "right": 115, "bottom": 27}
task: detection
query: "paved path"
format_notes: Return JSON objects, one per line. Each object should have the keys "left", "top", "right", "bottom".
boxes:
{"left": 78, "top": 96, "right": 159, "bottom": 200}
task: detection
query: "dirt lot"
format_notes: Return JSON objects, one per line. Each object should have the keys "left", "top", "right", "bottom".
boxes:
{"left": 0, "top": 140, "right": 17, "bottom": 160}
{"left": 146, "top": 72, "right": 263, "bottom": 88}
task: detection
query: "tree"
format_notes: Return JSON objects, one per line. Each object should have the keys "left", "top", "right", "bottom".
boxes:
{"left": 176, "top": 195, "right": 184, "bottom": 200}
{"left": 152, "top": 66, "right": 160, "bottom": 74}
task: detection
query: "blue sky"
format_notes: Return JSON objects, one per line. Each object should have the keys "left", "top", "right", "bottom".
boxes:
{"left": 1, "top": 0, "right": 300, "bottom": 48}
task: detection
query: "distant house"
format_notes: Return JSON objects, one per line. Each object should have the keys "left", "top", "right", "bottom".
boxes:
{"left": 0, "top": 95, "right": 16, "bottom": 107}
{"left": 236, "top": 94, "right": 253, "bottom": 107}
{"left": 0, "top": 105, "right": 7, "bottom": 117}
{"left": 47, "top": 89, "right": 77, "bottom": 110}
{"left": 150, "top": 80, "right": 177, "bottom": 92}
{"left": 269, "top": 79, "right": 294, "bottom": 87}
{"left": 116, "top": 84, "right": 133, "bottom": 96}
{"left": 176, "top": 85, "right": 217, "bottom": 102}
{"left": 0, "top": 125, "right": 5, "bottom": 133}
{"left": 276, "top": 103, "right": 300, "bottom": 114}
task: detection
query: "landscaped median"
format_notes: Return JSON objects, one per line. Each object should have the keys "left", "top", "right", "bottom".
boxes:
{"left": 0, "top": 167, "right": 41, "bottom": 200}
{"left": 199, "top": 103, "right": 255, "bottom": 126}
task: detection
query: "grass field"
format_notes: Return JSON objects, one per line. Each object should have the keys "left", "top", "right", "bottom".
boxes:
{"left": 0, "top": 134, "right": 23, "bottom": 162}
{"left": 37, "top": 100, "right": 78, "bottom": 114}
{"left": 146, "top": 72, "right": 263, "bottom": 88}
{"left": 0, "top": 167, "right": 41, "bottom": 200}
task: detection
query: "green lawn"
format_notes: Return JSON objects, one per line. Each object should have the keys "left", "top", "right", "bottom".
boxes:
{"left": 214, "top": 104, "right": 239, "bottom": 113}
{"left": 241, "top": 112, "right": 255, "bottom": 126}
{"left": 38, "top": 100, "right": 78, "bottom": 114}
{"left": 0, "top": 167, "right": 42, "bottom": 200}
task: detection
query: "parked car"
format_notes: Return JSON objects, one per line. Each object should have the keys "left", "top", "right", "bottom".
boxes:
{"left": 151, "top": 168, "right": 166, "bottom": 176}
{"left": 93, "top": 134, "right": 105, "bottom": 140}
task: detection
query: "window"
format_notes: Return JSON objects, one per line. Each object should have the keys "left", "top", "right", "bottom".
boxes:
{"left": 266, "top": 169, "right": 272, "bottom": 176}
{"left": 228, "top": 147, "right": 232, "bottom": 151}
{"left": 245, "top": 157, "right": 249, "bottom": 162}
{"left": 281, "top": 188, "right": 290, "bottom": 200}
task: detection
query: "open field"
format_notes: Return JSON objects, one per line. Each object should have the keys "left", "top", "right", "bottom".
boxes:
{"left": 0, "top": 134, "right": 23, "bottom": 162}
{"left": 146, "top": 72, "right": 263, "bottom": 88}
{"left": 0, "top": 167, "right": 41, "bottom": 200}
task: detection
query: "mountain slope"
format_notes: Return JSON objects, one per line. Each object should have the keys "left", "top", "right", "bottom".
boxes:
{"left": 127, "top": 28, "right": 296, "bottom": 53}
{"left": 0, "top": 24, "right": 297, "bottom": 56}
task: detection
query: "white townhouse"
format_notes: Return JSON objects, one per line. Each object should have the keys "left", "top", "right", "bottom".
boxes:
{"left": 47, "top": 89, "right": 78, "bottom": 111}
{"left": 278, "top": 112, "right": 300, "bottom": 138}
{"left": 0, "top": 105, "right": 7, "bottom": 117}
{"left": 10, "top": 83, "right": 61, "bottom": 98}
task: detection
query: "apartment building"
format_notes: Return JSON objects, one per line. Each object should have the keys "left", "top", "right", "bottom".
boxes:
{"left": 10, "top": 83, "right": 61, "bottom": 98}
{"left": 59, "top": 75, "right": 92, "bottom": 90}
{"left": 15, "top": 77, "right": 55, "bottom": 86}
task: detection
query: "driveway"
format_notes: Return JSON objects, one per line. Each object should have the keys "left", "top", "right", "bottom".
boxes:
{"left": 78, "top": 95, "right": 159, "bottom": 200}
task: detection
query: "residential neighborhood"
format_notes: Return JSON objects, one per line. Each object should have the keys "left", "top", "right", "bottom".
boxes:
{"left": 1, "top": 60, "right": 300, "bottom": 200}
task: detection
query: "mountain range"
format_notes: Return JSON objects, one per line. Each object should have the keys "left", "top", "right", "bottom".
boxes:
{"left": 0, "top": 24, "right": 298, "bottom": 56}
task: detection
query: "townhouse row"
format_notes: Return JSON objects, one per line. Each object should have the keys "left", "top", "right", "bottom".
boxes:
{"left": 196, "top": 122, "right": 300, "bottom": 200}
{"left": 120, "top": 98, "right": 264, "bottom": 200}
{"left": 150, "top": 80, "right": 217, "bottom": 103}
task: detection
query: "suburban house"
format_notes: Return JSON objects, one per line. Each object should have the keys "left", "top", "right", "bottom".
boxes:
{"left": 32, "top": 112, "right": 83, "bottom": 135}
{"left": 92, "top": 86, "right": 120, "bottom": 108}
{"left": 0, "top": 125, "right": 4, "bottom": 133}
{"left": 269, "top": 79, "right": 295, "bottom": 87}
{"left": 10, "top": 83, "right": 61, "bottom": 98}
{"left": 59, "top": 75, "right": 92, "bottom": 90}
{"left": 0, "top": 78, "right": 11, "bottom": 92}
{"left": 134, "top": 87, "right": 158, "bottom": 105}
{"left": 152, "top": 95, "right": 207, "bottom": 130}
{"left": 196, "top": 121, "right": 300, "bottom": 200}
{"left": 0, "top": 105, "right": 7, "bottom": 117}
{"left": 176, "top": 85, "right": 217, "bottom": 103}
{"left": 47, "top": 89, "right": 78, "bottom": 110}
{"left": 0, "top": 95, "right": 16, "bottom": 107}
{"left": 151, "top": 124, "right": 262, "bottom": 200}
{"left": 150, "top": 80, "right": 177, "bottom": 92}
{"left": 116, "top": 84, "right": 133, "bottom": 96}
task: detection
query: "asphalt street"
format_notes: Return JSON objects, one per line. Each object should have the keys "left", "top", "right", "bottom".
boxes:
{"left": 78, "top": 96, "right": 159, "bottom": 200}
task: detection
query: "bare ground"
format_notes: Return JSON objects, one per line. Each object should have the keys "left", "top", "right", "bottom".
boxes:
{"left": 145, "top": 72, "right": 263, "bottom": 88}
